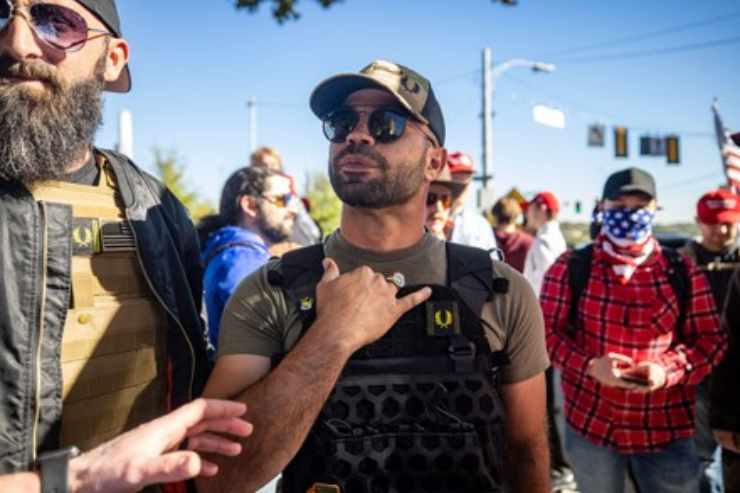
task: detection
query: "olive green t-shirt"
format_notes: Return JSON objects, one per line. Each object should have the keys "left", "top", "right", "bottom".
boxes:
{"left": 218, "top": 231, "right": 549, "bottom": 384}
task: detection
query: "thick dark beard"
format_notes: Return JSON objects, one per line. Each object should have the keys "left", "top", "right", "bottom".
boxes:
{"left": 329, "top": 142, "right": 426, "bottom": 209}
{"left": 256, "top": 204, "right": 292, "bottom": 244}
{"left": 0, "top": 55, "right": 106, "bottom": 183}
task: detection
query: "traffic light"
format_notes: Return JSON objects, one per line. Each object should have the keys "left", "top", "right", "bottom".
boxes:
{"left": 614, "top": 127, "right": 628, "bottom": 158}
{"left": 588, "top": 124, "right": 605, "bottom": 147}
{"left": 666, "top": 135, "right": 680, "bottom": 164}
{"left": 575, "top": 200, "right": 582, "bottom": 214}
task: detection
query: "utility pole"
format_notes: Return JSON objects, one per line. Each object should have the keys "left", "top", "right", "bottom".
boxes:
{"left": 247, "top": 97, "right": 257, "bottom": 154}
{"left": 481, "top": 48, "right": 493, "bottom": 191}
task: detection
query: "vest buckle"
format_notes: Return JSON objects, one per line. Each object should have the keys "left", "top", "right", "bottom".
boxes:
{"left": 448, "top": 335, "right": 476, "bottom": 373}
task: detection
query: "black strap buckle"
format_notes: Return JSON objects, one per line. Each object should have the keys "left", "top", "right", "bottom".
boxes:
{"left": 448, "top": 335, "right": 476, "bottom": 373}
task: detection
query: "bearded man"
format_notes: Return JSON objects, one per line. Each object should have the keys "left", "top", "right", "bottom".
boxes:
{"left": 0, "top": 0, "right": 211, "bottom": 486}
{"left": 197, "top": 60, "right": 550, "bottom": 493}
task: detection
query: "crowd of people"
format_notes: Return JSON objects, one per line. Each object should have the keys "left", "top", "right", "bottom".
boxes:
{"left": 1, "top": 1, "right": 739, "bottom": 493}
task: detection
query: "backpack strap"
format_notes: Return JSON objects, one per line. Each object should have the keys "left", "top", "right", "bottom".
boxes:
{"left": 662, "top": 247, "right": 691, "bottom": 341}
{"left": 271, "top": 244, "right": 326, "bottom": 327}
{"left": 446, "top": 242, "right": 504, "bottom": 316}
{"left": 446, "top": 242, "right": 510, "bottom": 370}
{"left": 567, "top": 244, "right": 594, "bottom": 331}
{"left": 267, "top": 244, "right": 325, "bottom": 368}
{"left": 203, "top": 240, "right": 264, "bottom": 268}
{"left": 565, "top": 243, "right": 691, "bottom": 342}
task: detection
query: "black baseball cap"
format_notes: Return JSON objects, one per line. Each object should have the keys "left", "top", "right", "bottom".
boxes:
{"left": 602, "top": 167, "right": 657, "bottom": 200}
{"left": 310, "top": 59, "right": 446, "bottom": 146}
{"left": 76, "top": 0, "right": 130, "bottom": 92}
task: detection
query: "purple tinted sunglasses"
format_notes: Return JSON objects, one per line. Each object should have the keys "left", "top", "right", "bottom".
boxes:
{"left": 0, "top": 0, "right": 110, "bottom": 52}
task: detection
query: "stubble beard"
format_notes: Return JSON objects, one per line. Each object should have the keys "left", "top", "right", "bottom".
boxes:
{"left": 328, "top": 142, "right": 426, "bottom": 209}
{"left": 0, "top": 54, "right": 106, "bottom": 183}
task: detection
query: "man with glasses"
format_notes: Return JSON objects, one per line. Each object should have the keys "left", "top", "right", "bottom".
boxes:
{"left": 425, "top": 163, "right": 465, "bottom": 240}
{"left": 198, "top": 60, "right": 550, "bottom": 493}
{"left": 198, "top": 166, "right": 298, "bottom": 349}
{"left": 0, "top": 0, "right": 211, "bottom": 487}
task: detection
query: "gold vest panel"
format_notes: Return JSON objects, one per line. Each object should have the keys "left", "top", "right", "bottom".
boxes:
{"left": 30, "top": 162, "right": 168, "bottom": 452}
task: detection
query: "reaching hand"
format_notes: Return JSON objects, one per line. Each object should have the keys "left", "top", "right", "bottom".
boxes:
{"left": 314, "top": 258, "right": 432, "bottom": 352}
{"left": 69, "top": 399, "right": 253, "bottom": 493}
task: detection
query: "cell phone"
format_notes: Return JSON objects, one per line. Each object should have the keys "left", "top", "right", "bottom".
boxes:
{"left": 620, "top": 373, "right": 650, "bottom": 386}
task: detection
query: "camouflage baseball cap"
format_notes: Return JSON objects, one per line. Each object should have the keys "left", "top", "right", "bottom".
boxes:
{"left": 310, "top": 59, "right": 446, "bottom": 146}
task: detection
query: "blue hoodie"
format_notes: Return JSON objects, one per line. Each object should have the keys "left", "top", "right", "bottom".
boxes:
{"left": 201, "top": 226, "right": 269, "bottom": 348}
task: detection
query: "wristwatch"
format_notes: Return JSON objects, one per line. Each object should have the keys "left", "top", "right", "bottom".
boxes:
{"left": 37, "top": 446, "right": 80, "bottom": 493}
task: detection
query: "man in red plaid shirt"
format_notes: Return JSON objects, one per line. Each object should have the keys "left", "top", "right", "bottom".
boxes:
{"left": 541, "top": 167, "right": 728, "bottom": 493}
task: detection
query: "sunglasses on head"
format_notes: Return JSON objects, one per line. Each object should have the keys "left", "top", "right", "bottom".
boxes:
{"left": 0, "top": 1, "right": 110, "bottom": 52}
{"left": 426, "top": 191, "right": 453, "bottom": 209}
{"left": 323, "top": 107, "right": 436, "bottom": 145}
{"left": 262, "top": 193, "right": 294, "bottom": 209}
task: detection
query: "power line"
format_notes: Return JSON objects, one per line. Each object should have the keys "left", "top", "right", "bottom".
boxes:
{"left": 554, "top": 35, "right": 740, "bottom": 64}
{"left": 541, "top": 11, "right": 740, "bottom": 59}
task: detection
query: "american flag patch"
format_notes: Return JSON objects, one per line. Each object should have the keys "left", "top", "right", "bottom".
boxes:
{"left": 100, "top": 221, "right": 136, "bottom": 252}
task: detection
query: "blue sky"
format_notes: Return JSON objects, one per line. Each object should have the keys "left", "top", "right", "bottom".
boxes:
{"left": 94, "top": 0, "right": 740, "bottom": 223}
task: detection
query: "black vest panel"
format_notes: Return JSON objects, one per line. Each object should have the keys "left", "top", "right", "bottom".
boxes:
{"left": 279, "top": 272, "right": 508, "bottom": 493}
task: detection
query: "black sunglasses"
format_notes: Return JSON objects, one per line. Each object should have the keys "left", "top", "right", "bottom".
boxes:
{"left": 0, "top": 0, "right": 110, "bottom": 52}
{"left": 322, "top": 107, "right": 419, "bottom": 145}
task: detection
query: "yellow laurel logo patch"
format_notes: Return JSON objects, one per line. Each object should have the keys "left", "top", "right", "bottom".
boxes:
{"left": 73, "top": 226, "right": 92, "bottom": 247}
{"left": 434, "top": 309, "right": 453, "bottom": 330}
{"left": 300, "top": 297, "right": 314, "bottom": 311}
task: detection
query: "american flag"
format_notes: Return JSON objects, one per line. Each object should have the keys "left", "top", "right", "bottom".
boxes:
{"left": 713, "top": 99, "right": 740, "bottom": 194}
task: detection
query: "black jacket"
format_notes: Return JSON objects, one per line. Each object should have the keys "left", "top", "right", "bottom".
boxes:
{"left": 0, "top": 149, "right": 211, "bottom": 473}
{"left": 712, "top": 268, "right": 740, "bottom": 433}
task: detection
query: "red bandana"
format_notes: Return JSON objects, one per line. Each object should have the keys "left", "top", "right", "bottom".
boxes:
{"left": 598, "top": 234, "right": 656, "bottom": 284}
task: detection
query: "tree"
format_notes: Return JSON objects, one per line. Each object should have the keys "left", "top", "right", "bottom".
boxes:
{"left": 306, "top": 173, "right": 342, "bottom": 235}
{"left": 153, "top": 148, "right": 214, "bottom": 221}
{"left": 235, "top": 0, "right": 342, "bottom": 23}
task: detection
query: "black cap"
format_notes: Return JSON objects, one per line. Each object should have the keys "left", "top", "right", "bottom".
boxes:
{"left": 310, "top": 59, "right": 446, "bottom": 146}
{"left": 602, "top": 167, "right": 656, "bottom": 200}
{"left": 76, "top": 0, "right": 130, "bottom": 93}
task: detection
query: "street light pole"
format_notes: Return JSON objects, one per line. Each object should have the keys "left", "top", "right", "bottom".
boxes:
{"left": 478, "top": 49, "right": 556, "bottom": 206}
{"left": 481, "top": 48, "right": 493, "bottom": 191}
{"left": 247, "top": 97, "right": 257, "bottom": 154}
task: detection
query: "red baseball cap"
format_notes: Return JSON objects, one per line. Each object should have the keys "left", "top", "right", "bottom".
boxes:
{"left": 526, "top": 191, "right": 560, "bottom": 215}
{"left": 447, "top": 151, "right": 474, "bottom": 184}
{"left": 697, "top": 189, "right": 740, "bottom": 224}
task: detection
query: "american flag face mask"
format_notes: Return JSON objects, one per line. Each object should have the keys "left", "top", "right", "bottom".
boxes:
{"left": 602, "top": 207, "right": 655, "bottom": 246}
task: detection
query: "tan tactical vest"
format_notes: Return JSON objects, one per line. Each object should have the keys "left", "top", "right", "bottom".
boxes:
{"left": 29, "top": 158, "right": 168, "bottom": 452}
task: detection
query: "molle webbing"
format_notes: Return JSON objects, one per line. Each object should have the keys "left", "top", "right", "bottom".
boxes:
{"left": 30, "top": 160, "right": 168, "bottom": 452}
{"left": 278, "top": 242, "right": 507, "bottom": 492}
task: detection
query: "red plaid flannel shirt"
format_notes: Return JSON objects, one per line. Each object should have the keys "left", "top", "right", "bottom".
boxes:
{"left": 541, "top": 241, "right": 727, "bottom": 453}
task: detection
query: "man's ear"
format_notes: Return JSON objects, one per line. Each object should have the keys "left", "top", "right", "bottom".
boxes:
{"left": 425, "top": 147, "right": 447, "bottom": 182}
{"left": 239, "top": 195, "right": 259, "bottom": 220}
{"left": 104, "top": 38, "right": 130, "bottom": 85}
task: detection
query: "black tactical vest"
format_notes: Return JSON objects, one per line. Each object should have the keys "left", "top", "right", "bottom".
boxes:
{"left": 270, "top": 243, "right": 509, "bottom": 493}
